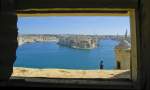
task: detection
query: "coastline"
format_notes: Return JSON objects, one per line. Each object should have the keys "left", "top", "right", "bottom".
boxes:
{"left": 19, "top": 39, "right": 59, "bottom": 46}
{"left": 12, "top": 67, "right": 130, "bottom": 79}
{"left": 71, "top": 46, "right": 96, "bottom": 50}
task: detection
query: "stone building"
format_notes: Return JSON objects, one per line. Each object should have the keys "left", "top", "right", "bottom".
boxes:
{"left": 115, "top": 29, "right": 131, "bottom": 70}
{"left": 58, "top": 36, "right": 97, "bottom": 49}
{"left": 115, "top": 40, "right": 131, "bottom": 69}
{"left": 17, "top": 35, "right": 58, "bottom": 46}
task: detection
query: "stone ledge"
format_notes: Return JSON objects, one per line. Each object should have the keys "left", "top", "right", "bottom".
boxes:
{"left": 12, "top": 67, "right": 130, "bottom": 79}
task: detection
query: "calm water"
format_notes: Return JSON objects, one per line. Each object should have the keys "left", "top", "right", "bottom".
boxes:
{"left": 14, "top": 40, "right": 119, "bottom": 70}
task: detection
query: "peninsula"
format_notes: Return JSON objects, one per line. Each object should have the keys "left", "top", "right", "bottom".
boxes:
{"left": 58, "top": 35, "right": 98, "bottom": 49}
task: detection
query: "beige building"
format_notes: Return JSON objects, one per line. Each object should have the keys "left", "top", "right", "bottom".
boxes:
{"left": 17, "top": 35, "right": 58, "bottom": 46}
{"left": 58, "top": 36, "right": 97, "bottom": 49}
{"left": 115, "top": 40, "right": 131, "bottom": 70}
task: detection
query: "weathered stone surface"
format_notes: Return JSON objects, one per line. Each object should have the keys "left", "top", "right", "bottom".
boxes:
{"left": 0, "top": 0, "right": 18, "bottom": 80}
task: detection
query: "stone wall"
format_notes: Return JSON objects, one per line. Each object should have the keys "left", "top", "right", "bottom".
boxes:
{"left": 0, "top": 0, "right": 18, "bottom": 80}
{"left": 115, "top": 48, "right": 131, "bottom": 69}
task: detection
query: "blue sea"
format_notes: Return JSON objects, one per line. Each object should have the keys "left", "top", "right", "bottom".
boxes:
{"left": 14, "top": 40, "right": 119, "bottom": 70}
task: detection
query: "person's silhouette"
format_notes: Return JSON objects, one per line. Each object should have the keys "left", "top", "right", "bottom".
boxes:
{"left": 100, "top": 60, "right": 104, "bottom": 69}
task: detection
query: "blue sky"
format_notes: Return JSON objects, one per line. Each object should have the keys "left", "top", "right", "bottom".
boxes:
{"left": 18, "top": 16, "right": 130, "bottom": 35}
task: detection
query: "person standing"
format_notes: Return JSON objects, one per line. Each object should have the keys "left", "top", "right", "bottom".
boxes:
{"left": 100, "top": 60, "right": 104, "bottom": 69}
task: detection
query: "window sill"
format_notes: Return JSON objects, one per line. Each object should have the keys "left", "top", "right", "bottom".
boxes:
{"left": 0, "top": 76, "right": 136, "bottom": 89}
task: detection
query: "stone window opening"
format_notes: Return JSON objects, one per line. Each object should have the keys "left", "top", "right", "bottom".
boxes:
{"left": 1, "top": 0, "right": 145, "bottom": 90}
